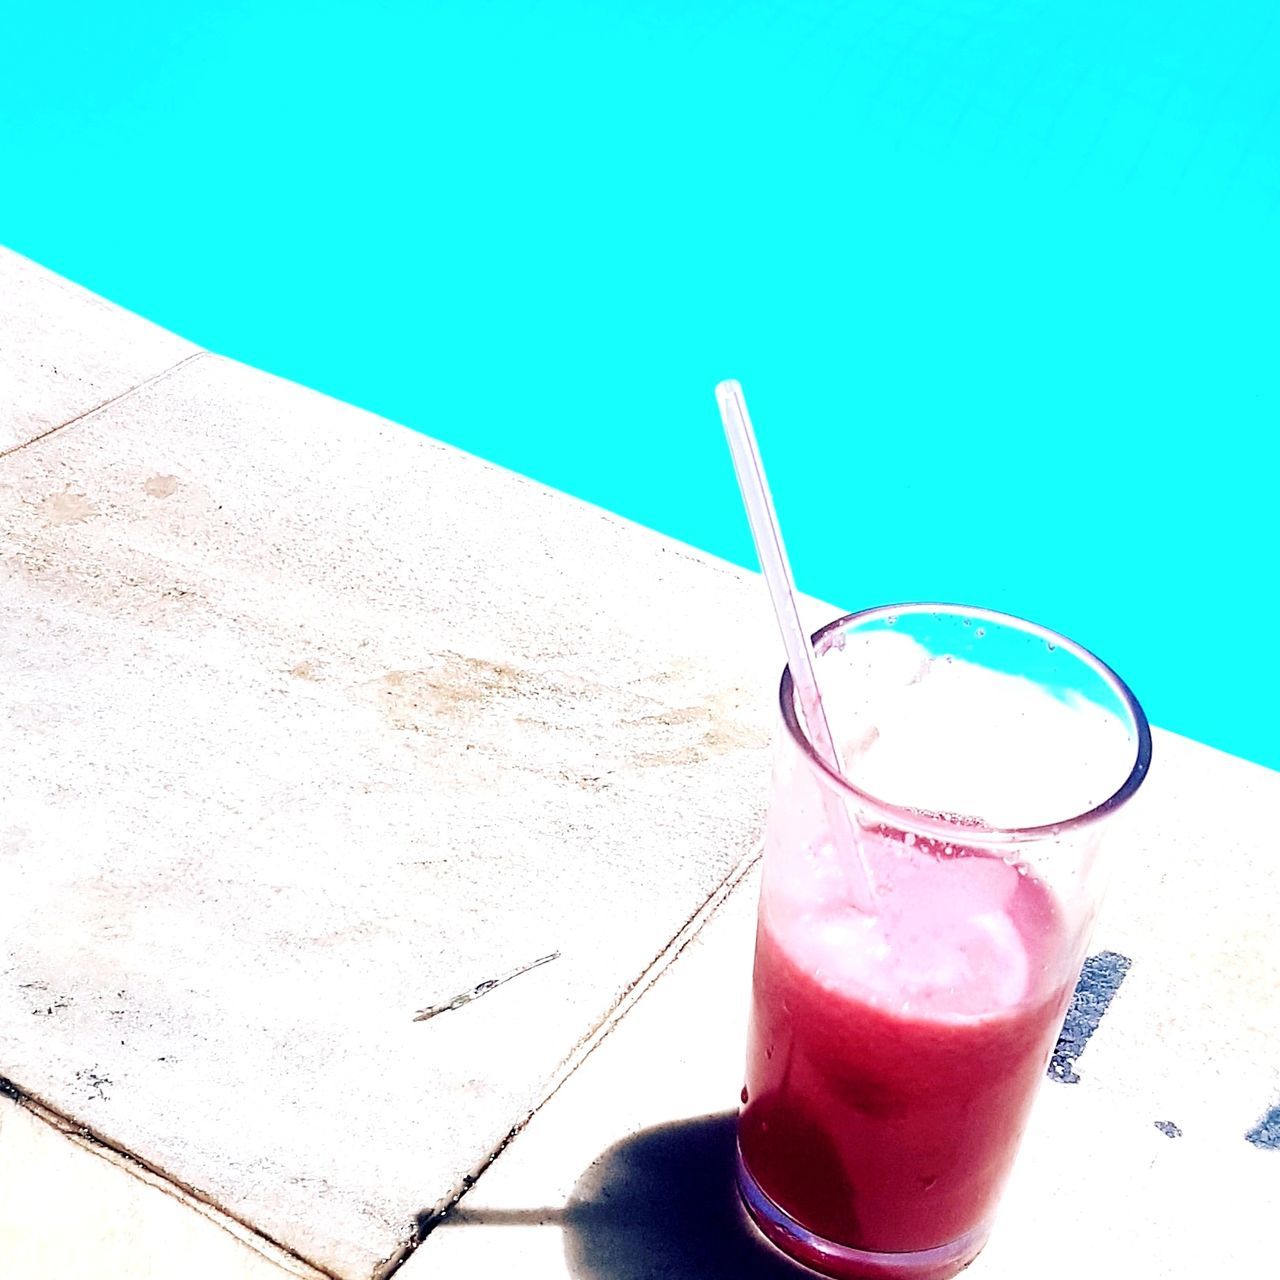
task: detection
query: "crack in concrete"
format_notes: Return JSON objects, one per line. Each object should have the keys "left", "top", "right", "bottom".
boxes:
{"left": 0, "top": 350, "right": 209, "bottom": 463}
{"left": 376, "top": 842, "right": 763, "bottom": 1280}
{"left": 0, "top": 1074, "right": 339, "bottom": 1279}
{"left": 413, "top": 952, "right": 562, "bottom": 1023}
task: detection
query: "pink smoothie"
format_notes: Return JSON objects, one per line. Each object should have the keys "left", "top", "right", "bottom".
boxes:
{"left": 740, "top": 832, "right": 1075, "bottom": 1274}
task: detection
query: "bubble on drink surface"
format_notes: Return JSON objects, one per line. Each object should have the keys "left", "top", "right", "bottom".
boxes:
{"left": 814, "top": 916, "right": 873, "bottom": 964}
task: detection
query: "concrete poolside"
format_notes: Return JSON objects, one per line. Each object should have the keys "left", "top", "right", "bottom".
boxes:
{"left": 1, "top": 246, "right": 1276, "bottom": 1277}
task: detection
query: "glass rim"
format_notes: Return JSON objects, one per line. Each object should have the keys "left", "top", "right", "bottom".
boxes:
{"left": 779, "top": 602, "right": 1153, "bottom": 842}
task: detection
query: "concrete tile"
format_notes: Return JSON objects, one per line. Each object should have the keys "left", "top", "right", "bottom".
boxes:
{"left": 0, "top": 247, "right": 199, "bottom": 454}
{"left": 0, "top": 1091, "right": 322, "bottom": 1280}
{"left": 404, "top": 864, "right": 774, "bottom": 1280}
{"left": 0, "top": 354, "right": 784, "bottom": 1278}
{"left": 407, "top": 730, "right": 1280, "bottom": 1280}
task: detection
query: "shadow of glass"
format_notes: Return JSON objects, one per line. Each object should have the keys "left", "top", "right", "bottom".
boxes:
{"left": 448, "top": 1111, "right": 812, "bottom": 1279}
{"left": 563, "top": 1111, "right": 816, "bottom": 1279}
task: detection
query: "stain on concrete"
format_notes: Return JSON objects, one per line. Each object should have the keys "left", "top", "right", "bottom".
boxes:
{"left": 30, "top": 996, "right": 72, "bottom": 1018}
{"left": 625, "top": 687, "right": 769, "bottom": 767}
{"left": 289, "top": 661, "right": 319, "bottom": 680}
{"left": 144, "top": 474, "right": 180, "bottom": 498}
{"left": 39, "top": 486, "right": 97, "bottom": 525}
{"left": 1154, "top": 1120, "right": 1182, "bottom": 1138}
{"left": 1048, "top": 950, "right": 1132, "bottom": 1084}
{"left": 377, "top": 655, "right": 560, "bottom": 730}
{"left": 1244, "top": 1103, "right": 1280, "bottom": 1150}
{"left": 363, "top": 651, "right": 768, "bottom": 835}
{"left": 74, "top": 1067, "right": 112, "bottom": 1101}
{"left": 373, "top": 655, "right": 766, "bottom": 772}
{"left": 628, "top": 719, "right": 767, "bottom": 766}
{"left": 559, "top": 769, "right": 614, "bottom": 792}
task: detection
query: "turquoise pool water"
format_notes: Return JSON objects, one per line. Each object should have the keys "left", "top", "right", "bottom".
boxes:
{"left": 3, "top": 2, "right": 1277, "bottom": 770}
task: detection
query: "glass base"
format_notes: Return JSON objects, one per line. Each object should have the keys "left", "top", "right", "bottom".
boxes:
{"left": 736, "top": 1147, "right": 990, "bottom": 1280}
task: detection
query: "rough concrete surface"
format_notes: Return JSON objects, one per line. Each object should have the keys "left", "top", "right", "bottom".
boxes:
{"left": 0, "top": 249, "right": 198, "bottom": 455}
{"left": 0, "top": 250, "right": 788, "bottom": 1278}
{"left": 408, "top": 732, "right": 1280, "bottom": 1279}
{"left": 0, "top": 1091, "right": 323, "bottom": 1280}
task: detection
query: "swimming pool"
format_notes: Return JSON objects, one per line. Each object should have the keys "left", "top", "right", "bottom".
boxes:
{"left": 3, "top": 2, "right": 1276, "bottom": 769}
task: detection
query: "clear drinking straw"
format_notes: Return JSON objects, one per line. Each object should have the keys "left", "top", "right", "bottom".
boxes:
{"left": 716, "top": 380, "right": 876, "bottom": 910}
